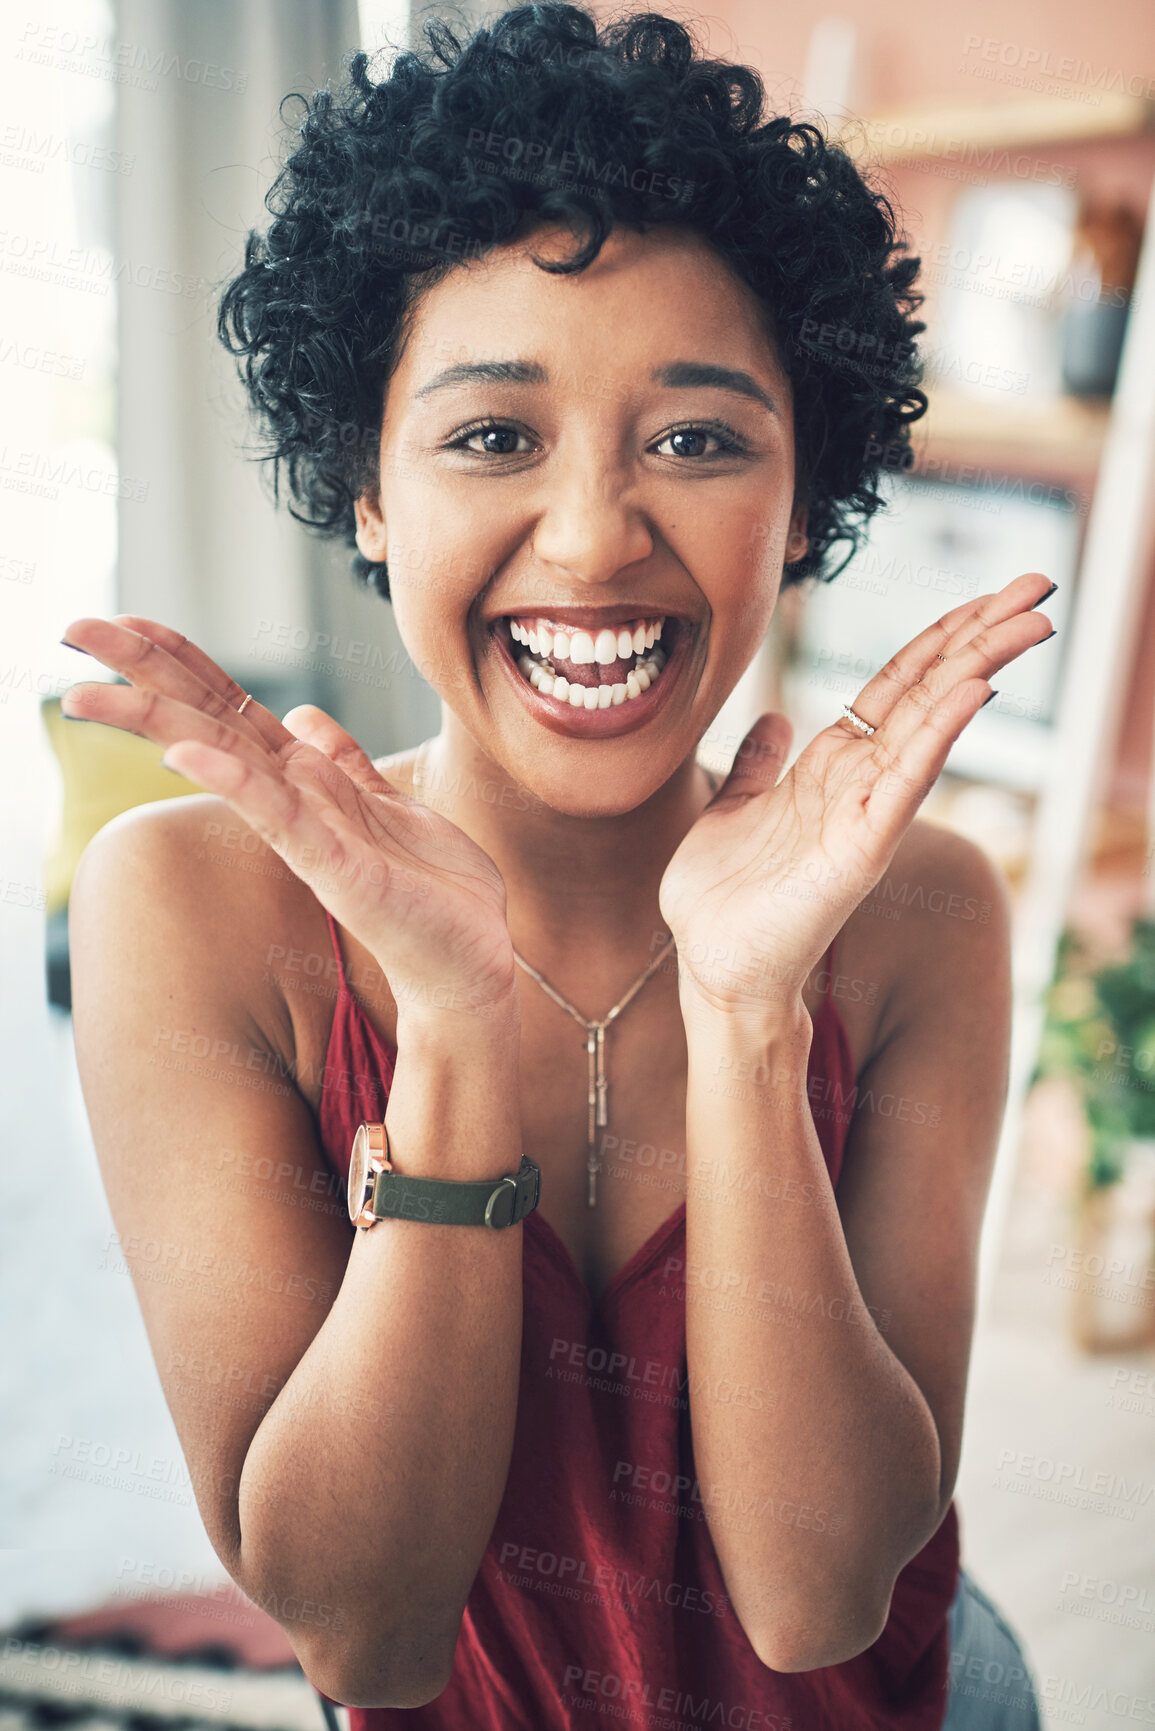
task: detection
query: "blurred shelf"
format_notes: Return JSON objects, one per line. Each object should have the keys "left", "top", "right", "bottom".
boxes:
{"left": 838, "top": 92, "right": 1153, "bottom": 165}
{"left": 915, "top": 389, "right": 1111, "bottom": 474}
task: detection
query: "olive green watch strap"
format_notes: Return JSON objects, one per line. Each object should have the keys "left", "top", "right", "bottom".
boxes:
{"left": 368, "top": 1153, "right": 541, "bottom": 1229}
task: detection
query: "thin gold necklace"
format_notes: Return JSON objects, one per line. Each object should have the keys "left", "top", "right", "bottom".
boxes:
{"left": 409, "top": 741, "right": 678, "bottom": 1207}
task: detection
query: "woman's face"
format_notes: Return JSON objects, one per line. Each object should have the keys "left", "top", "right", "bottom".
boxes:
{"left": 355, "top": 222, "right": 807, "bottom": 816}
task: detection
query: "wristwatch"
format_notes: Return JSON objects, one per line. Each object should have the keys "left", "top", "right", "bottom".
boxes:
{"left": 347, "top": 1122, "right": 542, "bottom": 1231}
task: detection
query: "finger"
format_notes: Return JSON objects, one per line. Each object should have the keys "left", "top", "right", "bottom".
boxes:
{"left": 868, "top": 594, "right": 1054, "bottom": 763}
{"left": 863, "top": 677, "right": 993, "bottom": 847}
{"left": 833, "top": 572, "right": 1056, "bottom": 740}
{"left": 158, "top": 738, "right": 421, "bottom": 924}
{"left": 59, "top": 679, "right": 281, "bottom": 773}
{"left": 712, "top": 713, "right": 794, "bottom": 806}
{"left": 158, "top": 738, "right": 343, "bottom": 880}
{"left": 282, "top": 705, "right": 403, "bottom": 799}
{"left": 62, "top": 615, "right": 291, "bottom": 753}
{"left": 59, "top": 682, "right": 385, "bottom": 837}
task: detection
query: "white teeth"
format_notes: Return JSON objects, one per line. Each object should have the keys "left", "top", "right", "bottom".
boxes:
{"left": 509, "top": 616, "right": 674, "bottom": 711}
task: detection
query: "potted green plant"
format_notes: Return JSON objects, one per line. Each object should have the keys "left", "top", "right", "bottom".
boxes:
{"left": 1032, "top": 918, "right": 1155, "bottom": 1349}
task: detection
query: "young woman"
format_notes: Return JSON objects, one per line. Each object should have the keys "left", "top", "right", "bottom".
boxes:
{"left": 64, "top": 8, "right": 1055, "bottom": 1727}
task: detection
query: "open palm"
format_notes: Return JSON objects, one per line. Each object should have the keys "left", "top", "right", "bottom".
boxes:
{"left": 59, "top": 615, "right": 517, "bottom": 1013}
{"left": 660, "top": 573, "right": 1056, "bottom": 1014}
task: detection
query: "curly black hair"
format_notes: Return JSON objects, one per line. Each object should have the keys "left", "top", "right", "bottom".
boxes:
{"left": 218, "top": 2, "right": 926, "bottom": 599}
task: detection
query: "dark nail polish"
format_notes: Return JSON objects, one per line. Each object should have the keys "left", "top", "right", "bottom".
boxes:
{"left": 1028, "top": 582, "right": 1059, "bottom": 611}
{"left": 981, "top": 690, "right": 998, "bottom": 708}
{"left": 60, "top": 637, "right": 84, "bottom": 651}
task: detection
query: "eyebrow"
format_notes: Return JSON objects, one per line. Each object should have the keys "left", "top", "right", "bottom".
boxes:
{"left": 653, "top": 362, "right": 777, "bottom": 415}
{"left": 413, "top": 359, "right": 547, "bottom": 399}
{"left": 411, "top": 356, "right": 777, "bottom": 414}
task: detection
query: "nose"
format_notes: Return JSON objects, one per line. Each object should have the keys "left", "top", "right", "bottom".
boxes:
{"left": 531, "top": 457, "right": 654, "bottom": 586}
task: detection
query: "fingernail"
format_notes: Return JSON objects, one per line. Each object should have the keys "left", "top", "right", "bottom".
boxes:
{"left": 1029, "top": 582, "right": 1058, "bottom": 611}
{"left": 59, "top": 637, "right": 85, "bottom": 651}
{"left": 981, "top": 690, "right": 998, "bottom": 708}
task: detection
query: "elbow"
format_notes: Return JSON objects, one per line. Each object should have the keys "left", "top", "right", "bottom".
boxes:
{"left": 294, "top": 1624, "right": 459, "bottom": 1710}
{"left": 749, "top": 1588, "right": 892, "bottom": 1675}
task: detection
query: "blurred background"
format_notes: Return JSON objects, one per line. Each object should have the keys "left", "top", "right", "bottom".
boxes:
{"left": 2, "top": 0, "right": 1154, "bottom": 1727}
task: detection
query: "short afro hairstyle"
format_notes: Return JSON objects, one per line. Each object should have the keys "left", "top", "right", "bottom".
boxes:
{"left": 218, "top": 2, "right": 927, "bottom": 599}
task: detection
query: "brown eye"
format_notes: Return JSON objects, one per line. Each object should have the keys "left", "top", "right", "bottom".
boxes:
{"left": 451, "top": 422, "right": 534, "bottom": 455}
{"left": 653, "top": 422, "right": 747, "bottom": 459}
{"left": 666, "top": 428, "right": 710, "bottom": 457}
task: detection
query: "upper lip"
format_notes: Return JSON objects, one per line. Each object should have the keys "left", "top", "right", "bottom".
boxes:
{"left": 485, "top": 604, "right": 693, "bottom": 629}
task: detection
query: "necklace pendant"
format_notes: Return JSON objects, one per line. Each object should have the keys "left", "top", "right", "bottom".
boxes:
{"left": 587, "top": 1152, "right": 598, "bottom": 1208}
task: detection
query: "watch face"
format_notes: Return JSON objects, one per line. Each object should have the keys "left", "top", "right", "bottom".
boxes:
{"left": 348, "top": 1123, "right": 372, "bottom": 1224}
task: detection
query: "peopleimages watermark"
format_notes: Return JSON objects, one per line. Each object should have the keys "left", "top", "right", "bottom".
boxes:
{"left": 0, "top": 1636, "right": 232, "bottom": 1713}
{"left": 560, "top": 1663, "right": 790, "bottom": 1729}
{"left": 0, "top": 124, "right": 134, "bottom": 176}
{"left": 464, "top": 128, "right": 695, "bottom": 204}
{"left": 992, "top": 1447, "right": 1153, "bottom": 1521}
{"left": 15, "top": 21, "right": 249, "bottom": 93}
{"left": 960, "top": 33, "right": 1155, "bottom": 101}
{"left": 855, "top": 119, "right": 1077, "bottom": 189}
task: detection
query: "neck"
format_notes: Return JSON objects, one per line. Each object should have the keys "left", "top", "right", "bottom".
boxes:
{"left": 415, "top": 711, "right": 716, "bottom": 977}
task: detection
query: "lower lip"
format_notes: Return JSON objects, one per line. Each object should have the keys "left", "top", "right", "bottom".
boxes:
{"left": 491, "top": 622, "right": 690, "bottom": 739}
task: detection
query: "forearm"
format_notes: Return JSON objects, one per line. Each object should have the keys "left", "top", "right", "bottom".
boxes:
{"left": 682, "top": 997, "right": 942, "bottom": 1670}
{"left": 235, "top": 1010, "right": 524, "bottom": 1707}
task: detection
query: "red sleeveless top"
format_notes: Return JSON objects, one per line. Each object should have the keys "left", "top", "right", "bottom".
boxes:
{"left": 315, "top": 910, "right": 959, "bottom": 1729}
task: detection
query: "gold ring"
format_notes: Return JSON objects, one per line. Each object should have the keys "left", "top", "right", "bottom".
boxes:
{"left": 236, "top": 692, "right": 254, "bottom": 716}
{"left": 935, "top": 653, "right": 948, "bottom": 663}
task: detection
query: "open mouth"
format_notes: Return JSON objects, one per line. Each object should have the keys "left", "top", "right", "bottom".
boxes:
{"left": 505, "top": 615, "right": 671, "bottom": 711}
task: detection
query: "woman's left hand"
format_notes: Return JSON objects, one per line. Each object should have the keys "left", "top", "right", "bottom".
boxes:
{"left": 659, "top": 571, "right": 1056, "bottom": 1018}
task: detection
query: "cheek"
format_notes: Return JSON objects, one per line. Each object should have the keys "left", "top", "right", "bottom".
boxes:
{"left": 676, "top": 500, "right": 789, "bottom": 645}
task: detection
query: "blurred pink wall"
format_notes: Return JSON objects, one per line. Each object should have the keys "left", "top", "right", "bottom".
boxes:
{"left": 596, "top": 0, "right": 1155, "bottom": 819}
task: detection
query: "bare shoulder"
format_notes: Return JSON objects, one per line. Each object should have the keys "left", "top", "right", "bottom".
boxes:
{"left": 70, "top": 793, "right": 326, "bottom": 1067}
{"left": 836, "top": 817, "right": 1013, "bottom": 1068}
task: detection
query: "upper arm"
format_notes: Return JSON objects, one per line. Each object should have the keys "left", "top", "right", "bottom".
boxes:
{"left": 834, "top": 823, "right": 1013, "bottom": 1517}
{"left": 68, "top": 797, "right": 355, "bottom": 1587}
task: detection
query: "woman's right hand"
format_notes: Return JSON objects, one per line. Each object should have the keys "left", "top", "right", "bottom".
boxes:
{"left": 59, "top": 615, "right": 518, "bottom": 1021}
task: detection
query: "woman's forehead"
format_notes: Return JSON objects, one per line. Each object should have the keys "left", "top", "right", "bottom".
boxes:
{"left": 394, "top": 225, "right": 787, "bottom": 391}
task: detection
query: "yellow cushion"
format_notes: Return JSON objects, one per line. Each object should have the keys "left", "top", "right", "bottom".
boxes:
{"left": 41, "top": 697, "right": 205, "bottom": 914}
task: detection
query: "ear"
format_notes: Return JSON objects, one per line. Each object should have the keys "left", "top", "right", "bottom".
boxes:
{"left": 785, "top": 498, "right": 809, "bottom": 564}
{"left": 353, "top": 489, "right": 388, "bottom": 564}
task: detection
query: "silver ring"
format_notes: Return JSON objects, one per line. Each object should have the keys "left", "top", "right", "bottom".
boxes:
{"left": 840, "top": 703, "right": 876, "bottom": 736}
{"left": 236, "top": 692, "right": 254, "bottom": 716}
{"left": 935, "top": 652, "right": 948, "bottom": 663}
